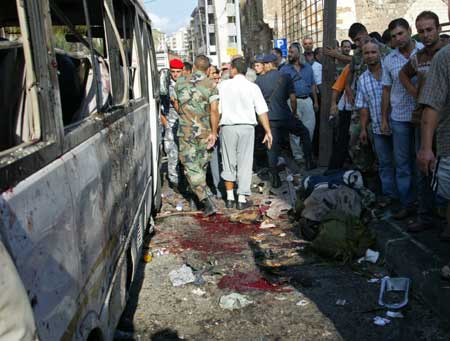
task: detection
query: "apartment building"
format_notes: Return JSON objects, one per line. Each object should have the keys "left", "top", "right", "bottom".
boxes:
{"left": 190, "top": 0, "right": 242, "bottom": 66}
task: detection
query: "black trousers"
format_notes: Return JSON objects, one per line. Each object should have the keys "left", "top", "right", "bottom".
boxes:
{"left": 268, "top": 116, "right": 313, "bottom": 170}
{"left": 327, "top": 109, "right": 352, "bottom": 170}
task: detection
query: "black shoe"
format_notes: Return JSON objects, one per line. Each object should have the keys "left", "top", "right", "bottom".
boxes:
{"left": 236, "top": 200, "right": 253, "bottom": 210}
{"left": 201, "top": 197, "right": 217, "bottom": 216}
{"left": 270, "top": 172, "right": 282, "bottom": 188}
{"left": 225, "top": 200, "right": 235, "bottom": 209}
{"left": 305, "top": 159, "right": 317, "bottom": 171}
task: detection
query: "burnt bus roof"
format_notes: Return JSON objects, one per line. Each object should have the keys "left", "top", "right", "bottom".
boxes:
{"left": 0, "top": 0, "right": 151, "bottom": 28}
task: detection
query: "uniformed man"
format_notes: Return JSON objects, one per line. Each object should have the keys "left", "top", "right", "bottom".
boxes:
{"left": 162, "top": 59, "right": 184, "bottom": 191}
{"left": 174, "top": 55, "right": 220, "bottom": 216}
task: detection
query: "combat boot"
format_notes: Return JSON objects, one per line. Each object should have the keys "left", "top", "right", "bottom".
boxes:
{"left": 201, "top": 197, "right": 217, "bottom": 217}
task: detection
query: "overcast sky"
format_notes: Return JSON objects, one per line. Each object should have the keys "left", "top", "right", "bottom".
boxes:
{"left": 144, "top": 0, "right": 197, "bottom": 34}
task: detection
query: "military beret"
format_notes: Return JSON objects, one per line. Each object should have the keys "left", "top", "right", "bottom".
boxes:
{"left": 169, "top": 58, "right": 184, "bottom": 69}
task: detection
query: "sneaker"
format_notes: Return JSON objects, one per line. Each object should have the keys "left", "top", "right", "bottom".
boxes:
{"left": 237, "top": 200, "right": 253, "bottom": 210}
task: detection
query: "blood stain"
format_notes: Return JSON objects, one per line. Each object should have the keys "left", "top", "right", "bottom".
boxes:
{"left": 218, "top": 271, "right": 292, "bottom": 293}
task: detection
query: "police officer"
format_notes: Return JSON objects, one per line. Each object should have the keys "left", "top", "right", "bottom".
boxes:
{"left": 174, "top": 55, "right": 220, "bottom": 216}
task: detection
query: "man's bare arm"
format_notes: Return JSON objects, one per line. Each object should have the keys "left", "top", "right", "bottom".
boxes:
{"left": 399, "top": 67, "right": 418, "bottom": 98}
{"left": 210, "top": 100, "right": 219, "bottom": 136}
{"left": 417, "top": 106, "right": 439, "bottom": 175}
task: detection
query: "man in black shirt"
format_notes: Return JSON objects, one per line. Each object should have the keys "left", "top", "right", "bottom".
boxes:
{"left": 256, "top": 54, "right": 315, "bottom": 187}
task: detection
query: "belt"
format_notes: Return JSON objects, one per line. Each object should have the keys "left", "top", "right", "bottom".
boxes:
{"left": 296, "top": 96, "right": 310, "bottom": 99}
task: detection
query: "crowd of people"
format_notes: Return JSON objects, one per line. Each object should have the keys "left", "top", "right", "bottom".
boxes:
{"left": 160, "top": 6, "right": 450, "bottom": 279}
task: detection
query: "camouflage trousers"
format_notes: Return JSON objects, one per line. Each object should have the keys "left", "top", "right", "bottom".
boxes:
{"left": 178, "top": 137, "right": 211, "bottom": 201}
{"left": 163, "top": 119, "right": 180, "bottom": 185}
{"left": 348, "top": 114, "right": 375, "bottom": 173}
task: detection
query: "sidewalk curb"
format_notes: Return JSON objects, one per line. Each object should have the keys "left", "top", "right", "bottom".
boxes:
{"left": 371, "top": 220, "right": 450, "bottom": 326}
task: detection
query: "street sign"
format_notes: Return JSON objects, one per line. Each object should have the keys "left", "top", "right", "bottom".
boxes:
{"left": 274, "top": 38, "right": 288, "bottom": 57}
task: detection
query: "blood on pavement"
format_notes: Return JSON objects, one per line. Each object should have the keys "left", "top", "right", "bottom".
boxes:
{"left": 218, "top": 270, "right": 292, "bottom": 293}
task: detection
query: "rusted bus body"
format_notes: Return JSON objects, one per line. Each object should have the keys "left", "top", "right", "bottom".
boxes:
{"left": 0, "top": 0, "right": 161, "bottom": 340}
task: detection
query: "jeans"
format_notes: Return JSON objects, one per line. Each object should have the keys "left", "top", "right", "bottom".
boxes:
{"left": 390, "top": 120, "right": 415, "bottom": 208}
{"left": 328, "top": 110, "right": 351, "bottom": 170}
{"left": 415, "top": 128, "right": 434, "bottom": 224}
{"left": 372, "top": 133, "right": 397, "bottom": 198}
{"left": 268, "top": 117, "right": 313, "bottom": 171}
{"left": 289, "top": 97, "right": 316, "bottom": 160}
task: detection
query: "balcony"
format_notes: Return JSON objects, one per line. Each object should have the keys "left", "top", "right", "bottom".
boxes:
{"left": 208, "top": 24, "right": 215, "bottom": 33}
{"left": 207, "top": 5, "right": 214, "bottom": 13}
{"left": 227, "top": 23, "right": 236, "bottom": 35}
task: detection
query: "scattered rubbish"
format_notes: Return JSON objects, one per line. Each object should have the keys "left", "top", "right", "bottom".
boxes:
{"left": 169, "top": 264, "right": 196, "bottom": 287}
{"left": 358, "top": 249, "right": 380, "bottom": 264}
{"left": 259, "top": 220, "right": 276, "bottom": 229}
{"left": 191, "top": 288, "right": 207, "bottom": 297}
{"left": 336, "top": 299, "right": 347, "bottom": 306}
{"left": 142, "top": 251, "right": 153, "bottom": 263}
{"left": 386, "top": 311, "right": 404, "bottom": 319}
{"left": 368, "top": 278, "right": 380, "bottom": 284}
{"left": 274, "top": 296, "right": 288, "bottom": 301}
{"left": 378, "top": 277, "right": 411, "bottom": 310}
{"left": 373, "top": 316, "right": 391, "bottom": 326}
{"left": 176, "top": 202, "right": 183, "bottom": 211}
{"left": 229, "top": 210, "right": 260, "bottom": 224}
{"left": 279, "top": 233, "right": 286, "bottom": 237}
{"left": 296, "top": 300, "right": 309, "bottom": 306}
{"left": 219, "top": 293, "right": 253, "bottom": 310}
{"left": 266, "top": 199, "right": 292, "bottom": 219}
{"left": 154, "top": 248, "right": 170, "bottom": 257}
{"left": 286, "top": 174, "right": 294, "bottom": 182}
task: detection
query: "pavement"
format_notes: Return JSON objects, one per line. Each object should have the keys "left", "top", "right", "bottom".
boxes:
{"left": 114, "top": 160, "right": 450, "bottom": 340}
{"left": 371, "top": 212, "right": 450, "bottom": 326}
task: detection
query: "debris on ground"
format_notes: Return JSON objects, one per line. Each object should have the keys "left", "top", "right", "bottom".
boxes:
{"left": 296, "top": 300, "right": 309, "bottom": 307}
{"left": 169, "top": 264, "right": 196, "bottom": 287}
{"left": 176, "top": 202, "right": 183, "bottom": 211}
{"left": 266, "top": 199, "right": 292, "bottom": 219}
{"left": 358, "top": 249, "right": 380, "bottom": 264}
{"left": 191, "top": 288, "right": 207, "bottom": 297}
{"left": 259, "top": 220, "right": 276, "bottom": 229}
{"left": 373, "top": 316, "right": 391, "bottom": 326}
{"left": 142, "top": 251, "right": 153, "bottom": 263}
{"left": 336, "top": 299, "right": 347, "bottom": 306}
{"left": 378, "top": 277, "right": 410, "bottom": 309}
{"left": 386, "top": 311, "right": 404, "bottom": 319}
{"left": 229, "top": 209, "right": 261, "bottom": 224}
{"left": 219, "top": 293, "right": 253, "bottom": 310}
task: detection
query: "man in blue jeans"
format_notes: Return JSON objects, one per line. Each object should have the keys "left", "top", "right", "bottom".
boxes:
{"left": 381, "top": 18, "right": 424, "bottom": 219}
{"left": 356, "top": 40, "right": 397, "bottom": 202}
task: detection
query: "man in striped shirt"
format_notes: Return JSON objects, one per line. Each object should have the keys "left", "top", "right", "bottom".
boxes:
{"left": 355, "top": 40, "right": 397, "bottom": 202}
{"left": 381, "top": 18, "right": 424, "bottom": 219}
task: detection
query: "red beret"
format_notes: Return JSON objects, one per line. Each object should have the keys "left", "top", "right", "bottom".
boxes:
{"left": 170, "top": 59, "right": 184, "bottom": 70}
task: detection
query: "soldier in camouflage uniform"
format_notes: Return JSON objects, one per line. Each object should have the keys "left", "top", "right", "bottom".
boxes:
{"left": 345, "top": 24, "right": 391, "bottom": 172}
{"left": 162, "top": 59, "right": 184, "bottom": 189}
{"left": 174, "top": 55, "right": 220, "bottom": 216}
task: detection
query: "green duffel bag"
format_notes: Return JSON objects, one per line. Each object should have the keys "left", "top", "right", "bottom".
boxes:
{"left": 311, "top": 210, "right": 376, "bottom": 263}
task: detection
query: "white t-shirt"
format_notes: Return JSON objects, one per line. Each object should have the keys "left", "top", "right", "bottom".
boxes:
{"left": 312, "top": 61, "right": 322, "bottom": 86}
{"left": 219, "top": 74, "right": 268, "bottom": 126}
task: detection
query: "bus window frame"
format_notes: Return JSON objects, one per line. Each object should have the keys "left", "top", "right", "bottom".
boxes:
{"left": 0, "top": 0, "right": 63, "bottom": 192}
{"left": 61, "top": 0, "right": 148, "bottom": 153}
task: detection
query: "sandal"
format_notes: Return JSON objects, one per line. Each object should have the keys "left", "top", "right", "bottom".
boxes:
{"left": 441, "top": 264, "right": 450, "bottom": 280}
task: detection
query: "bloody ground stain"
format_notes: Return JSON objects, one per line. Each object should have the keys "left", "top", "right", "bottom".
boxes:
{"left": 176, "top": 214, "right": 260, "bottom": 255}
{"left": 218, "top": 270, "right": 292, "bottom": 293}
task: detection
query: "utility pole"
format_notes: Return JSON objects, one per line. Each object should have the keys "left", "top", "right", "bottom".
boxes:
{"left": 318, "top": 0, "right": 336, "bottom": 166}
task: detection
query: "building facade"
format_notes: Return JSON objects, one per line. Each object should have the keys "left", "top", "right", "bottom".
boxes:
{"left": 166, "top": 27, "right": 190, "bottom": 60}
{"left": 281, "top": 0, "right": 449, "bottom": 46}
{"left": 190, "top": 0, "right": 243, "bottom": 66}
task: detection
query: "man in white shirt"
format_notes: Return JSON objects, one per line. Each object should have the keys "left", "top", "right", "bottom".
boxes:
{"left": 219, "top": 58, "right": 273, "bottom": 209}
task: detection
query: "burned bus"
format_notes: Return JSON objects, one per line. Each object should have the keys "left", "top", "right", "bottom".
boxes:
{"left": 0, "top": 0, "right": 161, "bottom": 339}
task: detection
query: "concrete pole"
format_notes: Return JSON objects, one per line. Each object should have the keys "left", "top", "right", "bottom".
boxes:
{"left": 318, "top": 0, "right": 336, "bottom": 166}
